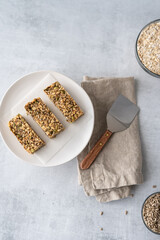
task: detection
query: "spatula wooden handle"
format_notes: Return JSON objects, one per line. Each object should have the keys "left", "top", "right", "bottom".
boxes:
{"left": 80, "top": 130, "right": 113, "bottom": 170}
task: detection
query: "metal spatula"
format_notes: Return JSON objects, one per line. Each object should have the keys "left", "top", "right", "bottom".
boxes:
{"left": 80, "top": 95, "right": 140, "bottom": 170}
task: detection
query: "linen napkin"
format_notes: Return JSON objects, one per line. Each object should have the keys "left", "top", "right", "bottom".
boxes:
{"left": 77, "top": 76, "right": 143, "bottom": 202}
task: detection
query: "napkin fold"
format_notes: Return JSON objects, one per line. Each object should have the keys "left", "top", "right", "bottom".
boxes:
{"left": 77, "top": 76, "right": 143, "bottom": 202}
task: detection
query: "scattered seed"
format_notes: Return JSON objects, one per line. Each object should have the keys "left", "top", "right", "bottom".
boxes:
{"left": 125, "top": 210, "right": 128, "bottom": 215}
{"left": 100, "top": 228, "right": 103, "bottom": 231}
{"left": 100, "top": 211, "right": 103, "bottom": 215}
{"left": 130, "top": 194, "right": 134, "bottom": 197}
{"left": 153, "top": 185, "right": 157, "bottom": 188}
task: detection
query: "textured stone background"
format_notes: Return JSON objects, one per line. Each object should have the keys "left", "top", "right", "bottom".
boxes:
{"left": 0, "top": 0, "right": 160, "bottom": 239}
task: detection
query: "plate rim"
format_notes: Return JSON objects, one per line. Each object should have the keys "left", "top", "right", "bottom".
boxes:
{"left": 0, "top": 70, "right": 94, "bottom": 167}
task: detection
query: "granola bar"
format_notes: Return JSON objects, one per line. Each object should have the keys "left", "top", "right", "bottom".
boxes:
{"left": 8, "top": 114, "right": 45, "bottom": 154}
{"left": 44, "top": 82, "right": 84, "bottom": 123}
{"left": 25, "top": 98, "right": 64, "bottom": 138}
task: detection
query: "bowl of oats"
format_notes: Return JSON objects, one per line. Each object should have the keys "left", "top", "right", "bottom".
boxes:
{"left": 142, "top": 192, "right": 160, "bottom": 235}
{"left": 136, "top": 19, "right": 160, "bottom": 78}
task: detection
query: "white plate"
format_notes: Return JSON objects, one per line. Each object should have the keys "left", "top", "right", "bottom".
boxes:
{"left": 0, "top": 71, "right": 94, "bottom": 167}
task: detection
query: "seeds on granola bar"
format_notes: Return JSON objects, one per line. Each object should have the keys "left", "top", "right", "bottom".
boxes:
{"left": 44, "top": 81, "right": 84, "bottom": 123}
{"left": 8, "top": 114, "right": 45, "bottom": 154}
{"left": 25, "top": 98, "right": 64, "bottom": 138}
{"left": 137, "top": 21, "right": 160, "bottom": 76}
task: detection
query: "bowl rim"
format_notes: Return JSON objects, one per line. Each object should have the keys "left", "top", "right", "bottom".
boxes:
{"left": 141, "top": 191, "right": 160, "bottom": 235}
{"left": 135, "top": 19, "right": 160, "bottom": 78}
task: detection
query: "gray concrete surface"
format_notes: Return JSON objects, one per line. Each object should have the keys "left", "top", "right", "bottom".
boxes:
{"left": 0, "top": 0, "right": 160, "bottom": 239}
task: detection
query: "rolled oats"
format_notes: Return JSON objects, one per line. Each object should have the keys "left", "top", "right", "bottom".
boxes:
{"left": 137, "top": 21, "right": 160, "bottom": 75}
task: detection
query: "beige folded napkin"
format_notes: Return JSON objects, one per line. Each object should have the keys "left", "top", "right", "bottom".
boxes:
{"left": 77, "top": 76, "right": 143, "bottom": 202}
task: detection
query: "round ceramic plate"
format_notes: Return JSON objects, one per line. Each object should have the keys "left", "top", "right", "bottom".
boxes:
{"left": 0, "top": 71, "right": 94, "bottom": 167}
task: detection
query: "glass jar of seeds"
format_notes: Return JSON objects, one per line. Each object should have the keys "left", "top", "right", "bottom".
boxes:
{"left": 135, "top": 19, "right": 160, "bottom": 78}
{"left": 142, "top": 192, "right": 160, "bottom": 235}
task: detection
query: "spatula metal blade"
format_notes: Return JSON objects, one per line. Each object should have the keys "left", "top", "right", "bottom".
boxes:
{"left": 107, "top": 95, "right": 140, "bottom": 133}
